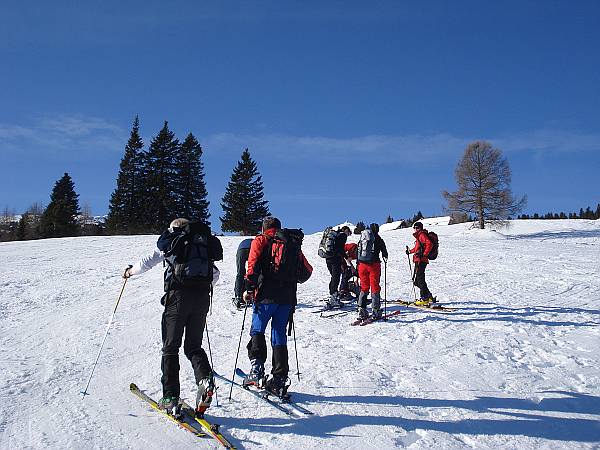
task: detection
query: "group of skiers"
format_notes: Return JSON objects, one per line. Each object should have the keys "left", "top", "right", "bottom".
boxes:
{"left": 319, "top": 221, "right": 436, "bottom": 319}
{"left": 122, "top": 216, "right": 436, "bottom": 418}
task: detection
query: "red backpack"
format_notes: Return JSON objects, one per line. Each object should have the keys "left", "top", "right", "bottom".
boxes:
{"left": 426, "top": 231, "right": 439, "bottom": 260}
{"left": 264, "top": 228, "right": 304, "bottom": 282}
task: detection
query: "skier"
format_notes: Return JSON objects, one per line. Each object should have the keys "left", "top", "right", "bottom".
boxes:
{"left": 338, "top": 242, "right": 358, "bottom": 300}
{"left": 325, "top": 225, "right": 352, "bottom": 307}
{"left": 357, "top": 223, "right": 388, "bottom": 320}
{"left": 123, "top": 218, "right": 223, "bottom": 416}
{"left": 406, "top": 221, "right": 435, "bottom": 305}
{"left": 233, "top": 238, "right": 253, "bottom": 309}
{"left": 242, "top": 216, "right": 313, "bottom": 397}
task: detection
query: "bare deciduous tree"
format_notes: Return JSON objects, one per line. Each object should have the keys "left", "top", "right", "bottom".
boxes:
{"left": 443, "top": 141, "right": 526, "bottom": 229}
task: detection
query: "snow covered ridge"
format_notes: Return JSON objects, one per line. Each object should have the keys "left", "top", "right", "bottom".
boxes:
{"left": 1, "top": 219, "right": 599, "bottom": 449}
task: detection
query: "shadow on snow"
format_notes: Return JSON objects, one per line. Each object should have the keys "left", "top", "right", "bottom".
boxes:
{"left": 220, "top": 390, "right": 600, "bottom": 443}
{"left": 394, "top": 301, "right": 600, "bottom": 328}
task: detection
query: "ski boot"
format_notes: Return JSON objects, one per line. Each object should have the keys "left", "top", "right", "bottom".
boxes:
{"left": 158, "top": 395, "right": 182, "bottom": 418}
{"left": 357, "top": 307, "right": 369, "bottom": 321}
{"left": 415, "top": 297, "right": 433, "bottom": 307}
{"left": 243, "top": 360, "right": 265, "bottom": 388}
{"left": 337, "top": 289, "right": 352, "bottom": 301}
{"left": 264, "top": 375, "right": 290, "bottom": 399}
{"left": 195, "top": 373, "right": 215, "bottom": 417}
{"left": 326, "top": 293, "right": 342, "bottom": 309}
{"left": 371, "top": 308, "right": 382, "bottom": 320}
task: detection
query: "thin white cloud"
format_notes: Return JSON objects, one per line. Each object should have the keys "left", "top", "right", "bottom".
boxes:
{"left": 0, "top": 115, "right": 126, "bottom": 157}
{"left": 38, "top": 115, "right": 122, "bottom": 137}
{"left": 204, "top": 129, "right": 600, "bottom": 165}
{"left": 204, "top": 132, "right": 468, "bottom": 164}
{"left": 495, "top": 129, "right": 600, "bottom": 154}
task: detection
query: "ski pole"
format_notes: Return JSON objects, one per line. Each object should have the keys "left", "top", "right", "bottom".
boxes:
{"left": 204, "top": 322, "right": 219, "bottom": 407}
{"left": 229, "top": 300, "right": 249, "bottom": 400}
{"left": 406, "top": 246, "right": 417, "bottom": 301}
{"left": 81, "top": 271, "right": 130, "bottom": 399}
{"left": 292, "top": 318, "right": 301, "bottom": 382}
{"left": 383, "top": 258, "right": 387, "bottom": 320}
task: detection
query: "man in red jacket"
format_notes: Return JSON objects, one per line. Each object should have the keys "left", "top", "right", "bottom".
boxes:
{"left": 242, "top": 216, "right": 313, "bottom": 397}
{"left": 406, "top": 221, "right": 435, "bottom": 306}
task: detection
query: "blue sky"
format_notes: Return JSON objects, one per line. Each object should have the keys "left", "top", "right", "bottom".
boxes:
{"left": 1, "top": 1, "right": 599, "bottom": 232}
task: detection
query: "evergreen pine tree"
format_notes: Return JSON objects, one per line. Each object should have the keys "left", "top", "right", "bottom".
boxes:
{"left": 16, "top": 213, "right": 28, "bottom": 240}
{"left": 106, "top": 116, "right": 145, "bottom": 234}
{"left": 39, "top": 173, "right": 80, "bottom": 238}
{"left": 173, "top": 133, "right": 210, "bottom": 224}
{"left": 220, "top": 148, "right": 270, "bottom": 235}
{"left": 143, "top": 121, "right": 180, "bottom": 232}
{"left": 595, "top": 204, "right": 600, "bottom": 220}
{"left": 386, "top": 215, "right": 394, "bottom": 223}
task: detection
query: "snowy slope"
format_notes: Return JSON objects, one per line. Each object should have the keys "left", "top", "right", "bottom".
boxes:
{"left": 1, "top": 220, "right": 599, "bottom": 449}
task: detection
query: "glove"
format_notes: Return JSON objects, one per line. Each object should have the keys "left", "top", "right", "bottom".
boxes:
{"left": 405, "top": 248, "right": 410, "bottom": 255}
{"left": 243, "top": 290, "right": 255, "bottom": 304}
{"left": 122, "top": 265, "right": 133, "bottom": 278}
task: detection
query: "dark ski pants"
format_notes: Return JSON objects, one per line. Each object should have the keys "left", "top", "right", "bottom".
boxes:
{"left": 234, "top": 247, "right": 250, "bottom": 300}
{"left": 413, "top": 262, "right": 432, "bottom": 300}
{"left": 326, "top": 256, "right": 343, "bottom": 295}
{"left": 161, "top": 287, "right": 211, "bottom": 398}
{"left": 247, "top": 303, "right": 292, "bottom": 377}
{"left": 339, "top": 263, "right": 356, "bottom": 293}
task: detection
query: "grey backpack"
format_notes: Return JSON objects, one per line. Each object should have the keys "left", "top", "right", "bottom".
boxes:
{"left": 318, "top": 226, "right": 338, "bottom": 258}
{"left": 357, "top": 229, "right": 375, "bottom": 262}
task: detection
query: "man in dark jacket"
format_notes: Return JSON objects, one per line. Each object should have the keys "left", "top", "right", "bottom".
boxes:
{"left": 242, "top": 216, "right": 313, "bottom": 396}
{"left": 407, "top": 221, "right": 435, "bottom": 305}
{"left": 357, "top": 223, "right": 388, "bottom": 320}
{"left": 325, "top": 225, "right": 352, "bottom": 307}
{"left": 233, "top": 238, "right": 253, "bottom": 309}
{"left": 123, "top": 218, "right": 223, "bottom": 416}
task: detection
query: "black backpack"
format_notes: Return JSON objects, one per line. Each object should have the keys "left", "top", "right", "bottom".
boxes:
{"left": 318, "top": 227, "right": 338, "bottom": 258}
{"left": 264, "top": 228, "right": 305, "bottom": 282}
{"left": 157, "top": 221, "right": 217, "bottom": 289}
{"left": 427, "top": 231, "right": 439, "bottom": 260}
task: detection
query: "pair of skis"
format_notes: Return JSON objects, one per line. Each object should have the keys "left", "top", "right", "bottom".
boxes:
{"left": 388, "top": 299, "right": 459, "bottom": 313}
{"left": 349, "top": 299, "right": 459, "bottom": 325}
{"left": 351, "top": 309, "right": 402, "bottom": 326}
{"left": 130, "top": 370, "right": 314, "bottom": 447}
{"left": 130, "top": 383, "right": 235, "bottom": 449}
{"left": 215, "top": 369, "right": 313, "bottom": 418}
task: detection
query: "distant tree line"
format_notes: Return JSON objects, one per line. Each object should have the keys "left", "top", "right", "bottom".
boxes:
{"left": 1, "top": 116, "right": 270, "bottom": 242}
{"left": 517, "top": 205, "right": 600, "bottom": 220}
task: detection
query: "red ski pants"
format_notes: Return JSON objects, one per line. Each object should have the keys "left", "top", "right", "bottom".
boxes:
{"left": 358, "top": 261, "right": 381, "bottom": 294}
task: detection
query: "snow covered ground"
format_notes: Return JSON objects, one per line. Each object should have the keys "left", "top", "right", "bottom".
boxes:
{"left": 1, "top": 219, "right": 599, "bottom": 449}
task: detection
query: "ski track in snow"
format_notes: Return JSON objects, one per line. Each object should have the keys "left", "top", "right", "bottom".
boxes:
{"left": 1, "top": 220, "right": 599, "bottom": 449}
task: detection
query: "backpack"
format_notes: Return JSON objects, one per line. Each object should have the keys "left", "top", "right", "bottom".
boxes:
{"left": 357, "top": 229, "right": 375, "bottom": 262}
{"left": 157, "top": 221, "right": 214, "bottom": 289}
{"left": 264, "top": 228, "right": 305, "bottom": 282}
{"left": 427, "top": 231, "right": 439, "bottom": 260}
{"left": 318, "top": 226, "right": 338, "bottom": 258}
